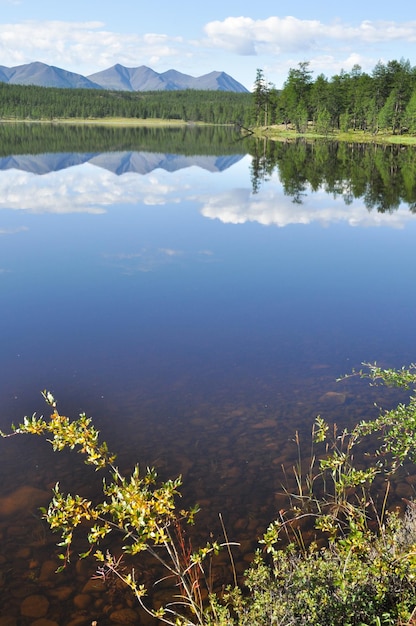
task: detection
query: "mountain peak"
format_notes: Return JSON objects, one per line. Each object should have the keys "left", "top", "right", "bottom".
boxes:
{"left": 0, "top": 61, "right": 248, "bottom": 93}
{"left": 87, "top": 64, "right": 248, "bottom": 92}
{"left": 0, "top": 61, "right": 102, "bottom": 89}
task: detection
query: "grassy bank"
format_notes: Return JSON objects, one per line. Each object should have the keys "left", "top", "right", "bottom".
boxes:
{"left": 253, "top": 124, "right": 416, "bottom": 145}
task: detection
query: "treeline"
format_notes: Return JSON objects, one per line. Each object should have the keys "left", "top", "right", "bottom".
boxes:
{"left": 254, "top": 59, "right": 416, "bottom": 134}
{"left": 0, "top": 123, "right": 248, "bottom": 157}
{"left": 0, "top": 82, "right": 252, "bottom": 125}
{"left": 250, "top": 138, "right": 416, "bottom": 212}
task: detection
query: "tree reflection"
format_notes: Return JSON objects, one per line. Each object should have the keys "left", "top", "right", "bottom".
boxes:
{"left": 248, "top": 138, "right": 416, "bottom": 213}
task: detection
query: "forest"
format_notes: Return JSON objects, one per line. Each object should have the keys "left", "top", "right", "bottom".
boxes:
{"left": 254, "top": 58, "right": 416, "bottom": 135}
{"left": 0, "top": 82, "right": 253, "bottom": 125}
{"left": 1, "top": 58, "right": 416, "bottom": 135}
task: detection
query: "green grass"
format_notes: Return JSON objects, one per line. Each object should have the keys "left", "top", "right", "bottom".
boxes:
{"left": 255, "top": 124, "right": 416, "bottom": 145}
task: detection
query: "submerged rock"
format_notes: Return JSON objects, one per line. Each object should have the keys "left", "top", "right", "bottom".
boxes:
{"left": 0, "top": 617, "right": 18, "bottom": 626}
{"left": 0, "top": 486, "right": 50, "bottom": 518}
{"left": 109, "top": 608, "right": 139, "bottom": 624}
{"left": 39, "top": 559, "right": 58, "bottom": 582}
{"left": 82, "top": 578, "right": 106, "bottom": 593}
{"left": 73, "top": 593, "right": 92, "bottom": 609}
{"left": 48, "top": 585, "right": 74, "bottom": 601}
{"left": 66, "top": 618, "right": 93, "bottom": 626}
{"left": 318, "top": 391, "right": 347, "bottom": 405}
{"left": 20, "top": 594, "right": 49, "bottom": 618}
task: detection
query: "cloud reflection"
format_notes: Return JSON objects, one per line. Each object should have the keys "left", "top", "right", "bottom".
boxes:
{"left": 0, "top": 155, "right": 414, "bottom": 228}
{"left": 200, "top": 187, "right": 415, "bottom": 229}
{"left": 0, "top": 166, "right": 183, "bottom": 214}
{"left": 0, "top": 152, "right": 239, "bottom": 214}
{"left": 104, "top": 248, "right": 214, "bottom": 274}
{"left": 0, "top": 226, "right": 28, "bottom": 235}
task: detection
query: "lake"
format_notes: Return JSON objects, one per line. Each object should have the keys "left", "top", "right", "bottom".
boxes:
{"left": 0, "top": 125, "right": 416, "bottom": 623}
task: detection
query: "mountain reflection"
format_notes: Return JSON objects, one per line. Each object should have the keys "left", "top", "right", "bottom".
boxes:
{"left": 0, "top": 152, "right": 243, "bottom": 176}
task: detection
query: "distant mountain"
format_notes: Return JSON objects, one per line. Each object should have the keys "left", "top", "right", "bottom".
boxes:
{"left": 87, "top": 64, "right": 167, "bottom": 91}
{"left": 87, "top": 65, "right": 248, "bottom": 92}
{"left": 0, "top": 61, "right": 248, "bottom": 92}
{"left": 88, "top": 64, "right": 248, "bottom": 92}
{"left": 0, "top": 62, "right": 102, "bottom": 89}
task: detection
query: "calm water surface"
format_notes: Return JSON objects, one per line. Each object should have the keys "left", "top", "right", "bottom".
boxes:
{"left": 0, "top": 127, "right": 416, "bottom": 622}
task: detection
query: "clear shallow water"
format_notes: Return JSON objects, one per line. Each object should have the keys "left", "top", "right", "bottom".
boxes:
{"left": 1, "top": 132, "right": 416, "bottom": 622}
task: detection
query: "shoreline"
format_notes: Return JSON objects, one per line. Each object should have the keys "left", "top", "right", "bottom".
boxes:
{"left": 0, "top": 117, "right": 213, "bottom": 127}
{"left": 2, "top": 117, "right": 416, "bottom": 144}
{"left": 252, "top": 124, "right": 416, "bottom": 145}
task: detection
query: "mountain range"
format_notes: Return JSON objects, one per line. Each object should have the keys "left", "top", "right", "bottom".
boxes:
{"left": 0, "top": 61, "right": 248, "bottom": 92}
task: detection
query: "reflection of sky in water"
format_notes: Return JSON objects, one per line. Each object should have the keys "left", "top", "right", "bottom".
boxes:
{"left": 0, "top": 151, "right": 416, "bottom": 431}
{"left": 201, "top": 185, "right": 415, "bottom": 228}
{"left": 1, "top": 148, "right": 415, "bottom": 623}
{"left": 0, "top": 153, "right": 413, "bottom": 228}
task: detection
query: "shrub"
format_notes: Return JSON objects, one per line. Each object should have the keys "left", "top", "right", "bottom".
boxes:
{"left": 227, "top": 508, "right": 416, "bottom": 625}
{"left": 1, "top": 391, "right": 233, "bottom": 625}
{"left": 227, "top": 362, "right": 416, "bottom": 625}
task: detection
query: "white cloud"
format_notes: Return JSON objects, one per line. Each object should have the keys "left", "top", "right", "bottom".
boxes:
{"left": 0, "top": 21, "right": 187, "bottom": 72}
{"left": 0, "top": 15, "right": 415, "bottom": 88}
{"left": 203, "top": 16, "right": 416, "bottom": 55}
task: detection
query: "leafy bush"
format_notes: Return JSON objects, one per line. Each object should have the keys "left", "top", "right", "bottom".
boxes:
{"left": 227, "top": 508, "right": 416, "bottom": 625}
{"left": 226, "top": 363, "right": 416, "bottom": 625}
{"left": 1, "top": 391, "right": 232, "bottom": 625}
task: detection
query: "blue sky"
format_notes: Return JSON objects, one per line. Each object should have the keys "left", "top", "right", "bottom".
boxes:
{"left": 1, "top": 0, "right": 415, "bottom": 89}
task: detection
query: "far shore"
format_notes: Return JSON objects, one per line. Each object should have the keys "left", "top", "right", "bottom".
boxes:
{"left": 0, "top": 117, "right": 215, "bottom": 127}
{"left": 2, "top": 117, "right": 416, "bottom": 144}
